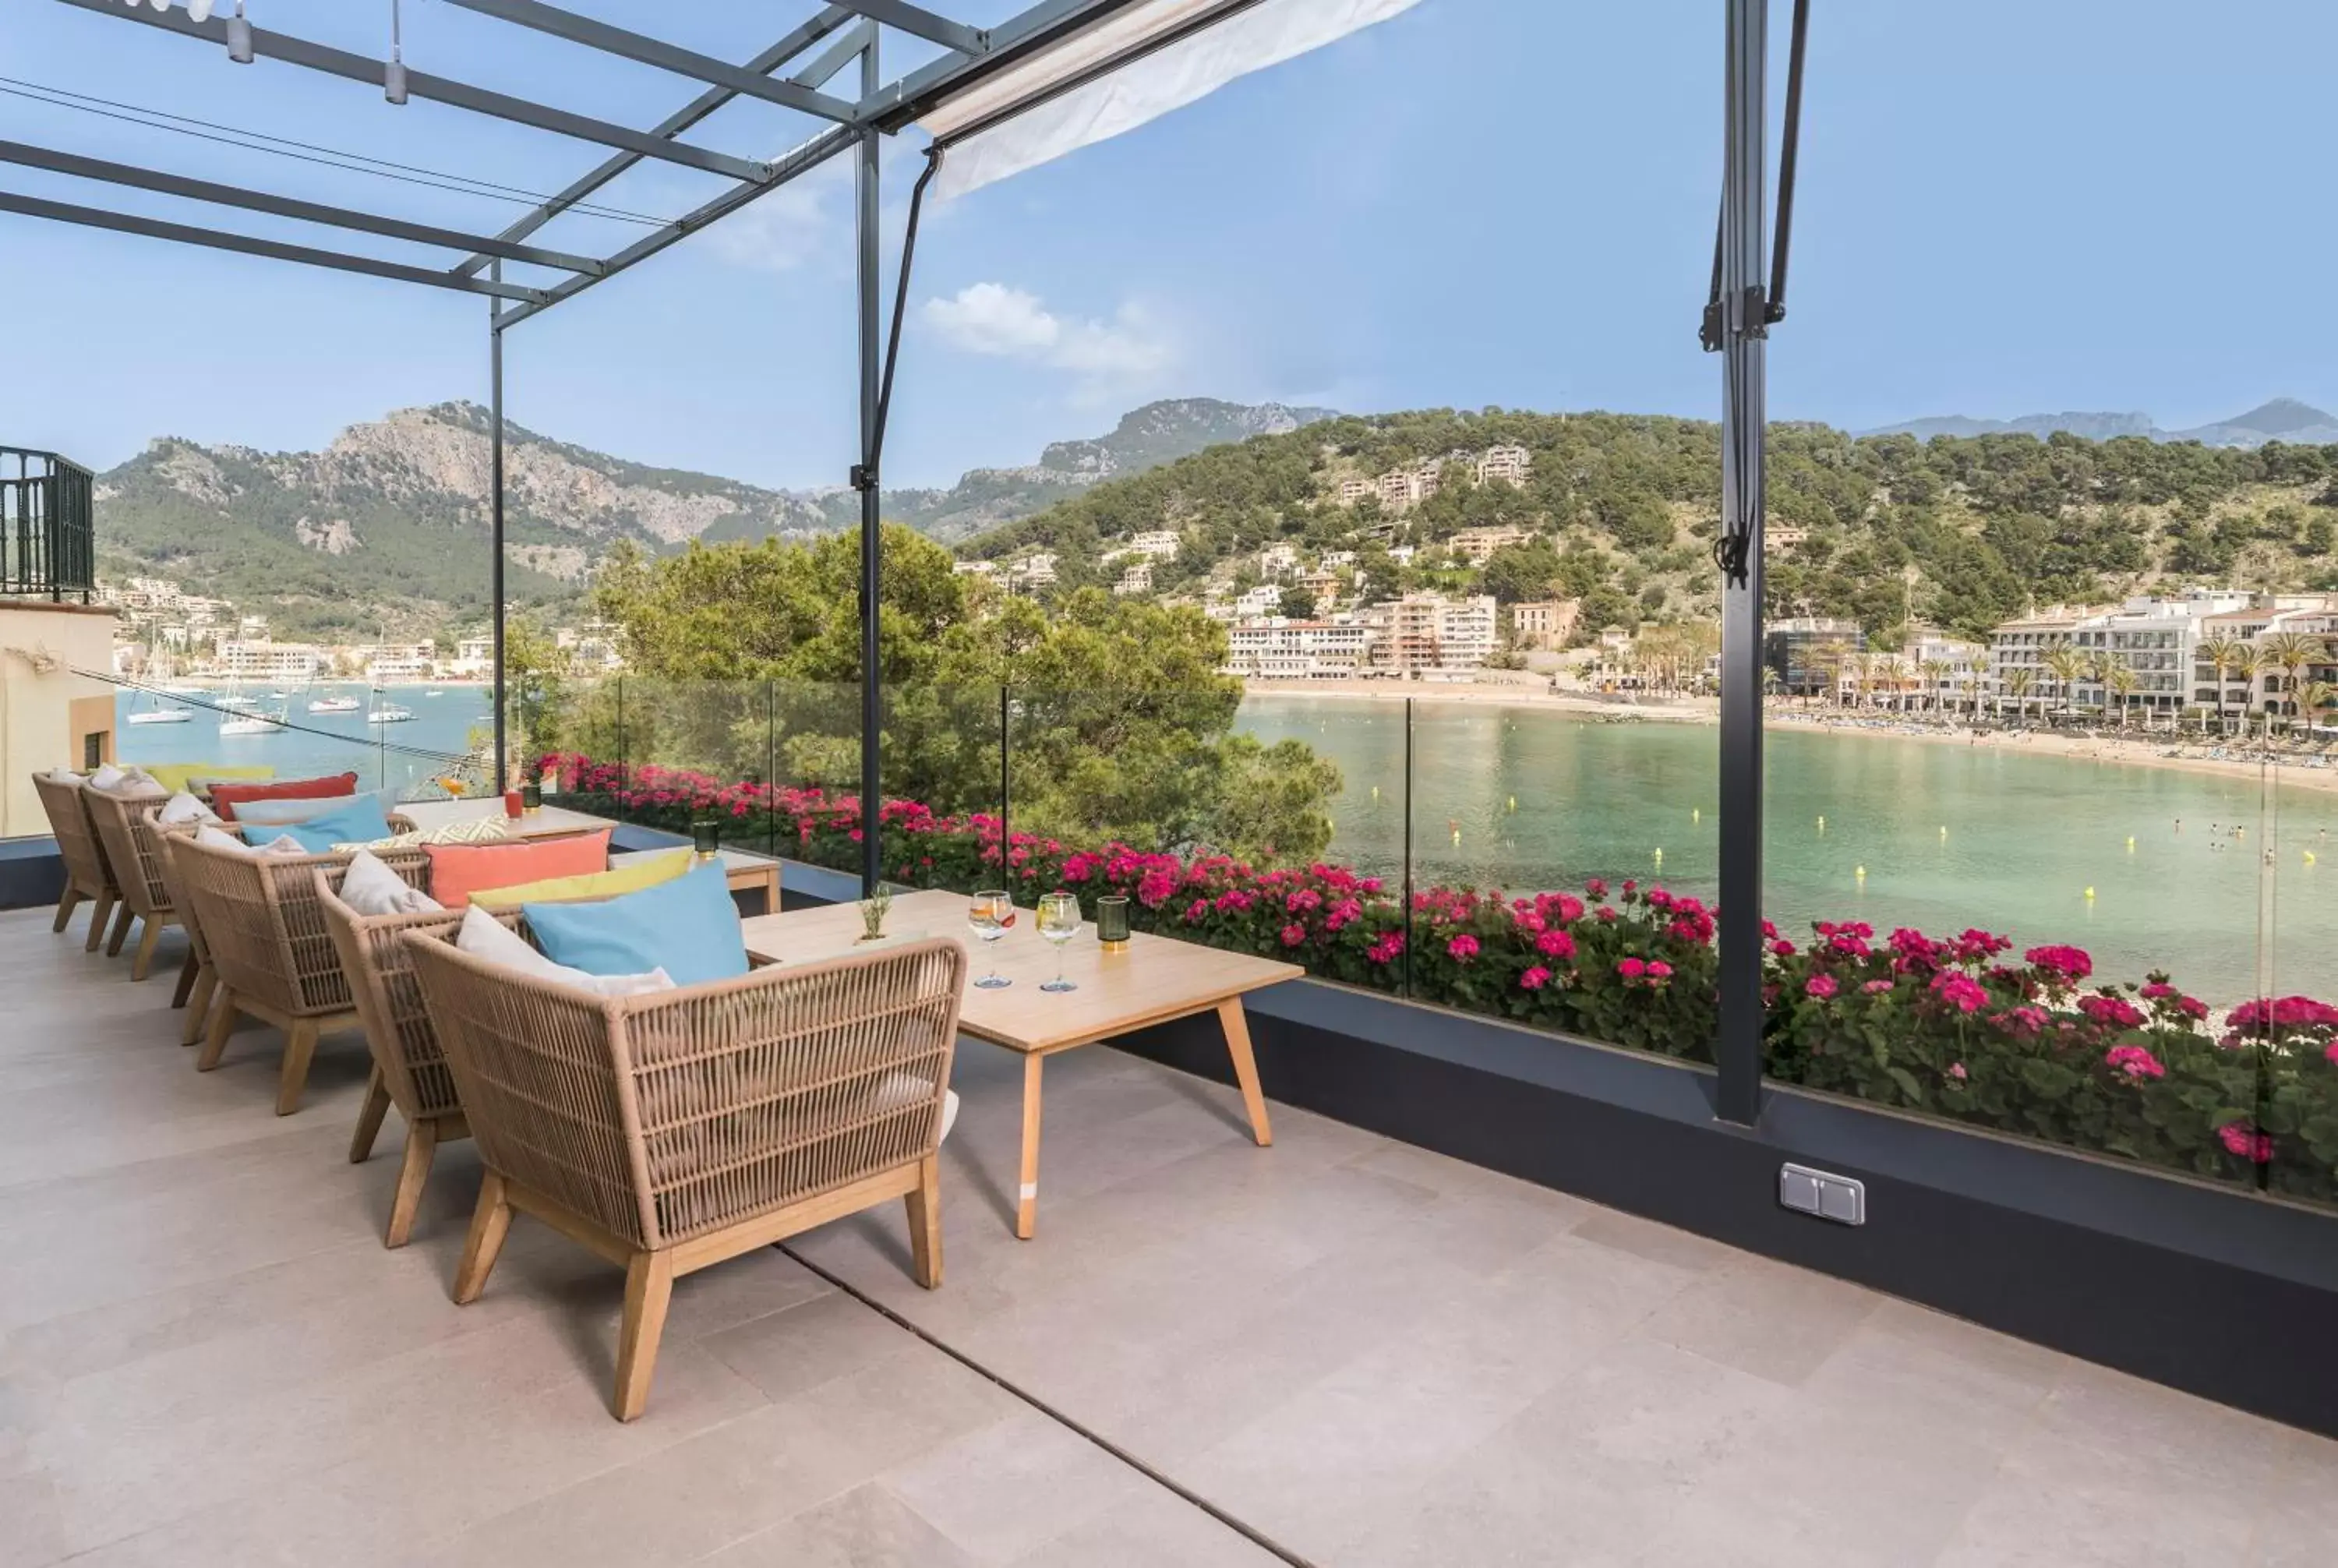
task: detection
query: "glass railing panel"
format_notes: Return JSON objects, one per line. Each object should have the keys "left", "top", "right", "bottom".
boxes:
{"left": 1758, "top": 688, "right": 2276, "bottom": 1199}
{"left": 2257, "top": 746, "right": 2338, "bottom": 1209}
{"left": 1402, "top": 688, "right": 1720, "bottom": 1056}
{"left": 867, "top": 683, "right": 1004, "bottom": 895}
{"left": 997, "top": 686, "right": 1385, "bottom": 985}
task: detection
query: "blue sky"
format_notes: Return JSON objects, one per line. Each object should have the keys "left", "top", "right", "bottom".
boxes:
{"left": 3, "top": 0, "right": 2334, "bottom": 489}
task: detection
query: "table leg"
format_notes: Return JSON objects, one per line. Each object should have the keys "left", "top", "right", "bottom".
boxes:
{"left": 1015, "top": 1051, "right": 1044, "bottom": 1241}
{"left": 761, "top": 871, "right": 779, "bottom": 916}
{"left": 1217, "top": 998, "right": 1274, "bottom": 1147}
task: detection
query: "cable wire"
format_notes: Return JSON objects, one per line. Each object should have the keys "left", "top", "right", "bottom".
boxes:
{"left": 0, "top": 76, "right": 674, "bottom": 225}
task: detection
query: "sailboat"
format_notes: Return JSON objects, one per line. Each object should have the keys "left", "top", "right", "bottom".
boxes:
{"left": 220, "top": 708, "right": 287, "bottom": 736}
{"left": 125, "top": 689, "right": 193, "bottom": 726}
{"left": 309, "top": 693, "right": 362, "bottom": 714}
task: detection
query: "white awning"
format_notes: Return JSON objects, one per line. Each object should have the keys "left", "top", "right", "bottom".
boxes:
{"left": 918, "top": 0, "right": 1422, "bottom": 200}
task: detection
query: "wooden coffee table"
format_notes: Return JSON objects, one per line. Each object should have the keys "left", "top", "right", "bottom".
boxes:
{"left": 740, "top": 888, "right": 1302, "bottom": 1238}
{"left": 394, "top": 799, "right": 780, "bottom": 913}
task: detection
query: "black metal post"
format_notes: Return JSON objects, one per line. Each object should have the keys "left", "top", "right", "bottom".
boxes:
{"left": 998, "top": 683, "right": 1011, "bottom": 865}
{"left": 1402, "top": 696, "right": 1414, "bottom": 998}
{"left": 489, "top": 264, "right": 508, "bottom": 793}
{"left": 1714, "top": 0, "right": 1770, "bottom": 1126}
{"left": 854, "top": 36, "right": 882, "bottom": 896}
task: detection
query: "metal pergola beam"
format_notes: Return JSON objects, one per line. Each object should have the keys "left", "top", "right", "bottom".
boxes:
{"left": 447, "top": 9, "right": 867, "bottom": 280}
{"left": 51, "top": 0, "right": 772, "bottom": 183}
{"left": 439, "top": 0, "right": 863, "bottom": 125}
{"left": 488, "top": 123, "right": 864, "bottom": 331}
{"left": 0, "top": 189, "right": 550, "bottom": 302}
{"left": 0, "top": 138, "right": 603, "bottom": 275}
{"left": 843, "top": 1, "right": 989, "bottom": 58}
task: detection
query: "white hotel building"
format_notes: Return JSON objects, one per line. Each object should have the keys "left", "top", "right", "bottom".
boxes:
{"left": 1222, "top": 619, "right": 1377, "bottom": 679}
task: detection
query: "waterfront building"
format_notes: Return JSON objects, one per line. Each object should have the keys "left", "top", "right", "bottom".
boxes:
{"left": 1764, "top": 616, "right": 1867, "bottom": 699}
{"left": 1222, "top": 616, "right": 1378, "bottom": 679}
{"left": 360, "top": 642, "right": 436, "bottom": 683}
{"left": 217, "top": 639, "right": 323, "bottom": 684}
{"left": 1510, "top": 599, "right": 1580, "bottom": 650}
{"left": 1365, "top": 592, "right": 1499, "bottom": 673}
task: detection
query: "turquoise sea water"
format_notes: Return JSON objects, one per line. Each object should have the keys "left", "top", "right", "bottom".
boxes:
{"left": 116, "top": 686, "right": 2338, "bottom": 1003}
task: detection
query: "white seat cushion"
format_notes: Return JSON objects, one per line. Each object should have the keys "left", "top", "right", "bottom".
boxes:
{"left": 338, "top": 849, "right": 442, "bottom": 917}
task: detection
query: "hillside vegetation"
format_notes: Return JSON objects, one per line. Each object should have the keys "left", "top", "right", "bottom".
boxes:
{"left": 963, "top": 409, "right": 2338, "bottom": 641}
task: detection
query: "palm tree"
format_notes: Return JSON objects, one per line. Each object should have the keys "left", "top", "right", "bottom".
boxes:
{"left": 2040, "top": 645, "right": 2086, "bottom": 726}
{"left": 2107, "top": 664, "right": 2140, "bottom": 730}
{"left": 2229, "top": 646, "right": 2264, "bottom": 740}
{"left": 2261, "top": 630, "right": 2326, "bottom": 733}
{"left": 2300, "top": 678, "right": 2336, "bottom": 739}
{"left": 1919, "top": 659, "right": 1950, "bottom": 716}
{"left": 2002, "top": 666, "right": 2036, "bottom": 725}
{"left": 1812, "top": 638, "right": 1853, "bottom": 707}
{"left": 2198, "top": 634, "right": 2242, "bottom": 736}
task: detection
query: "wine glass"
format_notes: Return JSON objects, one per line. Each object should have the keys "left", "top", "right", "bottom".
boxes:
{"left": 968, "top": 889, "right": 1014, "bottom": 989}
{"left": 1037, "top": 891, "right": 1081, "bottom": 993}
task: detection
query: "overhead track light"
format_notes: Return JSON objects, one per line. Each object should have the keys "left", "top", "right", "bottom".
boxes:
{"left": 385, "top": 0, "right": 408, "bottom": 104}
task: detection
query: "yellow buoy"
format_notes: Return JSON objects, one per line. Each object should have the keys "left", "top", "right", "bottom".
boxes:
{"left": 2126, "top": 836, "right": 2136, "bottom": 853}
{"left": 2085, "top": 886, "right": 2096, "bottom": 900}
{"left": 1938, "top": 825, "right": 1948, "bottom": 841}
{"left": 1817, "top": 815, "right": 1827, "bottom": 833}
{"left": 2307, "top": 850, "right": 2318, "bottom": 866}
{"left": 1507, "top": 796, "right": 1516, "bottom": 813}
{"left": 1451, "top": 828, "right": 1461, "bottom": 846}
{"left": 1370, "top": 785, "right": 1380, "bottom": 800}
{"left": 1693, "top": 807, "right": 1702, "bottom": 824}
{"left": 1654, "top": 848, "right": 1665, "bottom": 865}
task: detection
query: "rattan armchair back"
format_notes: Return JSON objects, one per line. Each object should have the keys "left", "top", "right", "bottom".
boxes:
{"left": 82, "top": 786, "right": 177, "bottom": 979}
{"left": 32, "top": 772, "right": 118, "bottom": 949}
{"left": 149, "top": 815, "right": 220, "bottom": 1044}
{"left": 404, "top": 926, "right": 966, "bottom": 1418}
{"left": 172, "top": 827, "right": 426, "bottom": 1114}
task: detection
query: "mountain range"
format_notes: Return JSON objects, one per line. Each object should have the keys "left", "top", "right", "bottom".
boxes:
{"left": 1867, "top": 397, "right": 2338, "bottom": 449}
{"left": 92, "top": 396, "right": 1337, "bottom": 638}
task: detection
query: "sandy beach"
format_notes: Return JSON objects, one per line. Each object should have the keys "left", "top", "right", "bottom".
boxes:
{"left": 1239, "top": 677, "right": 2338, "bottom": 798}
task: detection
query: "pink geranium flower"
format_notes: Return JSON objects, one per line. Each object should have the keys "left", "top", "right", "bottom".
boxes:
{"left": 1617, "top": 957, "right": 1647, "bottom": 980}
{"left": 2219, "top": 1122, "right": 2276, "bottom": 1164}
{"left": 1280, "top": 923, "right": 1307, "bottom": 948}
{"left": 1447, "top": 934, "right": 1480, "bottom": 962}
{"left": 2105, "top": 1045, "right": 2166, "bottom": 1079}
{"left": 1537, "top": 929, "right": 1577, "bottom": 959}
{"left": 1520, "top": 966, "right": 1552, "bottom": 991}
{"left": 1805, "top": 974, "right": 1838, "bottom": 999}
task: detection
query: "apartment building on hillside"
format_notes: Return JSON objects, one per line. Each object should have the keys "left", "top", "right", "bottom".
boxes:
{"left": 1476, "top": 444, "right": 1531, "bottom": 486}
{"left": 1450, "top": 524, "right": 1535, "bottom": 565}
{"left": 1511, "top": 599, "right": 1580, "bottom": 651}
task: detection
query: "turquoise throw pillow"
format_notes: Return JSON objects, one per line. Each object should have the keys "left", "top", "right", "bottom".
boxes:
{"left": 523, "top": 862, "right": 748, "bottom": 988}
{"left": 276, "top": 796, "right": 394, "bottom": 854}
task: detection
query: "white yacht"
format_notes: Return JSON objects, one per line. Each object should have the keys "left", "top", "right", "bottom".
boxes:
{"left": 366, "top": 703, "right": 415, "bottom": 725}
{"left": 220, "top": 710, "right": 288, "bottom": 736}
{"left": 308, "top": 694, "right": 362, "bottom": 714}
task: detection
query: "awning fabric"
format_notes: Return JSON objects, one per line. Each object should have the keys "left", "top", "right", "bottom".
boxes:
{"left": 919, "top": 0, "right": 1422, "bottom": 199}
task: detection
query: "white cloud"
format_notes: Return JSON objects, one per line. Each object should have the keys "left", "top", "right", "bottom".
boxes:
{"left": 700, "top": 165, "right": 841, "bottom": 274}
{"left": 920, "top": 282, "right": 1173, "bottom": 385}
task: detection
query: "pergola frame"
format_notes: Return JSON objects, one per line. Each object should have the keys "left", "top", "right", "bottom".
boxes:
{"left": 8, "top": 0, "right": 1790, "bottom": 1127}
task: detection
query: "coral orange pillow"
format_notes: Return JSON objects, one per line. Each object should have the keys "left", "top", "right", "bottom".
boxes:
{"left": 424, "top": 829, "right": 612, "bottom": 909}
{"left": 208, "top": 772, "right": 358, "bottom": 822}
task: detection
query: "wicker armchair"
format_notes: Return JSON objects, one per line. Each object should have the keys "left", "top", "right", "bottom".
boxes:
{"left": 316, "top": 881, "right": 477, "bottom": 1248}
{"left": 82, "top": 787, "right": 182, "bottom": 981}
{"left": 172, "top": 829, "right": 427, "bottom": 1115}
{"left": 32, "top": 772, "right": 120, "bottom": 952}
{"left": 148, "top": 817, "right": 220, "bottom": 1046}
{"left": 404, "top": 927, "right": 966, "bottom": 1421}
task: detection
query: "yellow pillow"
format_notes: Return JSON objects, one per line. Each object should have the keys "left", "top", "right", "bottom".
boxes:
{"left": 469, "top": 848, "right": 696, "bottom": 910}
{"left": 147, "top": 762, "right": 276, "bottom": 794}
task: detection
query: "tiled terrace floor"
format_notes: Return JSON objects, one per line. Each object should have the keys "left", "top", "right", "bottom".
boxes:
{"left": 5, "top": 904, "right": 2336, "bottom": 1567}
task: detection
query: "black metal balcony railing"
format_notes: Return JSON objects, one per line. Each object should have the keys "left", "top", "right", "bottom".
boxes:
{"left": 1, "top": 447, "right": 96, "bottom": 603}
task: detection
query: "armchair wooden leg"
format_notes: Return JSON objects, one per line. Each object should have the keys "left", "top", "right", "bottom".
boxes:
{"left": 171, "top": 948, "right": 199, "bottom": 1008}
{"left": 104, "top": 903, "right": 133, "bottom": 958}
{"left": 613, "top": 1249, "right": 676, "bottom": 1422}
{"left": 129, "top": 919, "right": 162, "bottom": 982}
{"left": 181, "top": 968, "right": 217, "bottom": 1048}
{"left": 52, "top": 888, "right": 81, "bottom": 934}
{"left": 451, "top": 1171, "right": 512, "bottom": 1305}
{"left": 196, "top": 991, "right": 238, "bottom": 1070}
{"left": 274, "top": 1020, "right": 320, "bottom": 1116}
{"left": 349, "top": 1065, "right": 391, "bottom": 1164}
{"left": 383, "top": 1120, "right": 439, "bottom": 1249}
{"left": 85, "top": 890, "right": 115, "bottom": 952}
{"left": 906, "top": 1154, "right": 942, "bottom": 1289}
